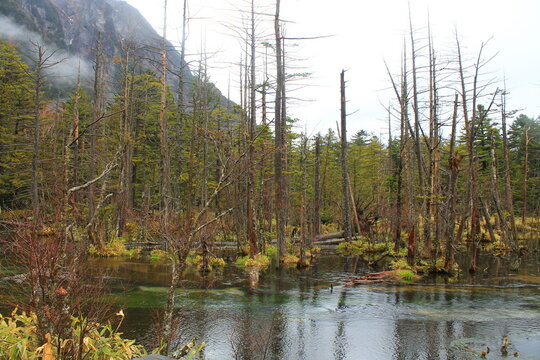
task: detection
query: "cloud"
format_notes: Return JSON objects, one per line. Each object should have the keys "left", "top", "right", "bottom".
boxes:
{"left": 0, "top": 15, "right": 93, "bottom": 87}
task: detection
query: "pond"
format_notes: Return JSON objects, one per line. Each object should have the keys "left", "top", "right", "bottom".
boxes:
{"left": 88, "top": 251, "right": 540, "bottom": 360}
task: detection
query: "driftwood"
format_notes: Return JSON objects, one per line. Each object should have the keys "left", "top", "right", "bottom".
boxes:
{"left": 344, "top": 271, "right": 394, "bottom": 287}
{"left": 315, "top": 231, "right": 344, "bottom": 241}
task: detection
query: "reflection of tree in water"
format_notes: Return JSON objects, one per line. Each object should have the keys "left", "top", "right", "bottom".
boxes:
{"left": 389, "top": 287, "right": 498, "bottom": 360}
{"left": 230, "top": 311, "right": 286, "bottom": 360}
{"left": 333, "top": 290, "right": 348, "bottom": 360}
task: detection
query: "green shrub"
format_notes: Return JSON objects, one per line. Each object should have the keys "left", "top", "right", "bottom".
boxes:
{"left": 0, "top": 309, "right": 146, "bottom": 359}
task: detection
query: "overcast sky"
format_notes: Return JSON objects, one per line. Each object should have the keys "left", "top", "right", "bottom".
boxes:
{"left": 125, "top": 0, "right": 540, "bottom": 138}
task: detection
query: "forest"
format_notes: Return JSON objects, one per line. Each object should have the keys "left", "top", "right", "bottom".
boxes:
{"left": 0, "top": 0, "right": 539, "bottom": 359}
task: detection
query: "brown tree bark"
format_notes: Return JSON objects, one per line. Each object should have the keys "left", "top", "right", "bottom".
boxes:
{"left": 159, "top": 0, "right": 171, "bottom": 224}
{"left": 444, "top": 94, "right": 459, "bottom": 273}
{"left": 313, "top": 134, "right": 322, "bottom": 239}
{"left": 340, "top": 70, "right": 352, "bottom": 241}
{"left": 274, "top": 0, "right": 286, "bottom": 264}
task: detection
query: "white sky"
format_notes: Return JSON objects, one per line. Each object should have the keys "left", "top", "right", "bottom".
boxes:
{"left": 124, "top": 0, "right": 540, "bottom": 138}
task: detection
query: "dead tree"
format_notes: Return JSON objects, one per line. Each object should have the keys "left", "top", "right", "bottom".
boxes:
{"left": 246, "top": 0, "right": 258, "bottom": 256}
{"left": 159, "top": 0, "right": 172, "bottom": 224}
{"left": 444, "top": 94, "right": 460, "bottom": 272}
{"left": 90, "top": 33, "right": 105, "bottom": 224}
{"left": 340, "top": 70, "right": 352, "bottom": 241}
{"left": 408, "top": 11, "right": 429, "bottom": 256}
{"left": 274, "top": 0, "right": 287, "bottom": 263}
{"left": 523, "top": 126, "right": 530, "bottom": 224}
{"left": 313, "top": 134, "right": 322, "bottom": 239}
{"left": 29, "top": 43, "right": 62, "bottom": 225}
{"left": 501, "top": 89, "right": 517, "bottom": 244}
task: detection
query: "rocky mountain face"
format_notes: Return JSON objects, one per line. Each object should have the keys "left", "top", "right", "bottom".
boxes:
{"left": 0, "top": 0, "right": 210, "bottom": 98}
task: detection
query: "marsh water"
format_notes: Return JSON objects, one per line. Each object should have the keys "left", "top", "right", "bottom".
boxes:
{"left": 84, "top": 249, "right": 540, "bottom": 360}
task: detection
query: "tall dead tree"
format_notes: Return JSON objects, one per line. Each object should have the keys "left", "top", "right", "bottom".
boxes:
{"left": 116, "top": 41, "right": 135, "bottom": 237}
{"left": 313, "top": 134, "right": 321, "bottom": 239}
{"left": 90, "top": 33, "right": 105, "bottom": 224}
{"left": 30, "top": 45, "right": 44, "bottom": 225}
{"left": 408, "top": 10, "right": 428, "bottom": 254}
{"left": 384, "top": 48, "right": 408, "bottom": 251}
{"left": 456, "top": 33, "right": 484, "bottom": 241}
{"left": 29, "top": 43, "right": 61, "bottom": 225}
{"left": 444, "top": 94, "right": 459, "bottom": 272}
{"left": 274, "top": 0, "right": 286, "bottom": 262}
{"left": 70, "top": 65, "right": 81, "bottom": 210}
{"left": 159, "top": 0, "right": 172, "bottom": 223}
{"left": 174, "top": 0, "right": 188, "bottom": 209}
{"left": 246, "top": 0, "right": 258, "bottom": 256}
{"left": 428, "top": 21, "right": 441, "bottom": 261}
{"left": 501, "top": 89, "right": 517, "bottom": 244}
{"left": 340, "top": 70, "right": 352, "bottom": 241}
{"left": 523, "top": 126, "right": 530, "bottom": 224}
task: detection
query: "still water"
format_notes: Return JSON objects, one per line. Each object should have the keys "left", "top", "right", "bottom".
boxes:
{"left": 92, "top": 253, "right": 540, "bottom": 360}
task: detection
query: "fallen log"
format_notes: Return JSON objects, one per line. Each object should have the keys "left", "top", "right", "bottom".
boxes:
{"left": 344, "top": 271, "right": 395, "bottom": 287}
{"left": 315, "top": 231, "right": 344, "bottom": 241}
{"left": 314, "top": 238, "right": 346, "bottom": 246}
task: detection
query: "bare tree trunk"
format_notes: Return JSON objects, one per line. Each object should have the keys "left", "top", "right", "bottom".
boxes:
{"left": 408, "top": 10, "right": 428, "bottom": 255}
{"left": 313, "top": 134, "right": 321, "bottom": 240}
{"left": 116, "top": 44, "right": 133, "bottom": 237}
{"left": 89, "top": 33, "right": 104, "bottom": 225}
{"left": 159, "top": 0, "right": 171, "bottom": 224}
{"left": 274, "top": 0, "right": 286, "bottom": 264}
{"left": 444, "top": 94, "right": 459, "bottom": 272}
{"left": 523, "top": 126, "right": 530, "bottom": 225}
{"left": 428, "top": 24, "right": 440, "bottom": 263}
{"left": 501, "top": 90, "right": 517, "bottom": 244}
{"left": 456, "top": 34, "right": 482, "bottom": 241}
{"left": 299, "top": 136, "right": 308, "bottom": 265}
{"left": 174, "top": 0, "right": 188, "bottom": 210}
{"left": 340, "top": 70, "right": 351, "bottom": 241}
{"left": 246, "top": 0, "right": 258, "bottom": 256}
{"left": 489, "top": 128, "right": 513, "bottom": 244}
{"left": 31, "top": 46, "right": 44, "bottom": 225}
{"left": 71, "top": 66, "right": 81, "bottom": 211}
{"left": 384, "top": 51, "right": 408, "bottom": 251}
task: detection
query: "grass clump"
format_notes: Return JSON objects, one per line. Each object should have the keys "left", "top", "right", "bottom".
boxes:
{"left": 89, "top": 237, "right": 140, "bottom": 257}
{"left": 393, "top": 269, "right": 416, "bottom": 283}
{"left": 235, "top": 254, "right": 271, "bottom": 270}
{"left": 282, "top": 254, "right": 299, "bottom": 266}
{"left": 149, "top": 249, "right": 174, "bottom": 263}
{"left": 185, "top": 255, "right": 227, "bottom": 272}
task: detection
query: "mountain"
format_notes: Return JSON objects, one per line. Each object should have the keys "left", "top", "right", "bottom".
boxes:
{"left": 0, "top": 0, "right": 222, "bottom": 101}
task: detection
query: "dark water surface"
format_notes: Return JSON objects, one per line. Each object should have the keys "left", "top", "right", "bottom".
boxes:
{"left": 86, "top": 252, "right": 540, "bottom": 360}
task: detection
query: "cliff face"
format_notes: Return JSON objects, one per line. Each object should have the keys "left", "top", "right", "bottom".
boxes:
{"left": 0, "top": 0, "right": 201, "bottom": 97}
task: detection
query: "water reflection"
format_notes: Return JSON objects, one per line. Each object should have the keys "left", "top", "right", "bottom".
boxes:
{"left": 0, "top": 249, "right": 496, "bottom": 356}
{"left": 75, "top": 255, "right": 540, "bottom": 359}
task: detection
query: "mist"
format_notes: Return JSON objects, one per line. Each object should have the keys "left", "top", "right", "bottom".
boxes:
{"left": 0, "top": 15, "right": 93, "bottom": 88}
